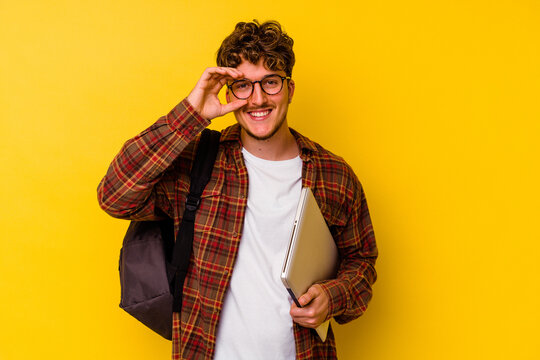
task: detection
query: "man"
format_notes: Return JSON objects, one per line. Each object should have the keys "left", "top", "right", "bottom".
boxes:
{"left": 98, "top": 20, "right": 377, "bottom": 359}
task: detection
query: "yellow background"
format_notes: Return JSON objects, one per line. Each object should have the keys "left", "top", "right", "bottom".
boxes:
{"left": 1, "top": 0, "right": 539, "bottom": 359}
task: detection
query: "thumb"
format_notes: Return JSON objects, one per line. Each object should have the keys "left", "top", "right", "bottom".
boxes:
{"left": 298, "top": 291, "right": 315, "bottom": 307}
{"left": 299, "top": 285, "right": 322, "bottom": 306}
{"left": 220, "top": 99, "right": 248, "bottom": 115}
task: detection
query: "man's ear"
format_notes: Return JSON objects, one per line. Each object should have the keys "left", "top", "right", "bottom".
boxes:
{"left": 225, "top": 89, "right": 231, "bottom": 103}
{"left": 288, "top": 79, "right": 295, "bottom": 104}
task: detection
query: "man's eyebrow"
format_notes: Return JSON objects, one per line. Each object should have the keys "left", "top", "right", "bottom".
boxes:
{"left": 241, "top": 73, "right": 282, "bottom": 81}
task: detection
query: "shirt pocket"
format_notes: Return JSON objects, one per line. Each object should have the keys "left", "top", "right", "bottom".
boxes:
{"left": 175, "top": 169, "right": 224, "bottom": 207}
{"left": 194, "top": 172, "right": 224, "bottom": 230}
{"left": 314, "top": 188, "right": 348, "bottom": 229}
{"left": 200, "top": 172, "right": 224, "bottom": 199}
{"left": 321, "top": 205, "right": 347, "bottom": 229}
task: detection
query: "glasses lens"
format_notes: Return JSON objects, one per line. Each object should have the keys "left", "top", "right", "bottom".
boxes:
{"left": 231, "top": 80, "right": 252, "bottom": 99}
{"left": 261, "top": 75, "right": 283, "bottom": 95}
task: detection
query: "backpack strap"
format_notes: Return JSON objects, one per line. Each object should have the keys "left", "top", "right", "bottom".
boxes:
{"left": 168, "top": 128, "right": 221, "bottom": 312}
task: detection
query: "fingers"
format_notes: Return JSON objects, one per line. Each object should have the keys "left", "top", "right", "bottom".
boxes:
{"left": 187, "top": 67, "right": 245, "bottom": 120}
{"left": 289, "top": 285, "right": 329, "bottom": 329}
{"left": 298, "top": 285, "right": 320, "bottom": 306}
{"left": 289, "top": 303, "right": 308, "bottom": 319}
{"left": 192, "top": 67, "right": 243, "bottom": 99}
{"left": 290, "top": 302, "right": 323, "bottom": 328}
{"left": 220, "top": 99, "right": 248, "bottom": 115}
{"left": 202, "top": 67, "right": 244, "bottom": 84}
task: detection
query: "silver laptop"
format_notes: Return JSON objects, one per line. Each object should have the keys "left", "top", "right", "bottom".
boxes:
{"left": 281, "top": 187, "right": 339, "bottom": 342}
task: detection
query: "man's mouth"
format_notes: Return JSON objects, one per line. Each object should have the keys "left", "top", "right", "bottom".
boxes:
{"left": 247, "top": 109, "right": 272, "bottom": 120}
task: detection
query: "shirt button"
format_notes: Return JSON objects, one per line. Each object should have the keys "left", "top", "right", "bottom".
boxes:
{"left": 232, "top": 232, "right": 238, "bottom": 237}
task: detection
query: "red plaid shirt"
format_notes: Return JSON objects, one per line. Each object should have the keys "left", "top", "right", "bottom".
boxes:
{"left": 98, "top": 99, "right": 378, "bottom": 359}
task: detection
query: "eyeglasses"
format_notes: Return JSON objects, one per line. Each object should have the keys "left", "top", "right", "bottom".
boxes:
{"left": 227, "top": 74, "right": 291, "bottom": 100}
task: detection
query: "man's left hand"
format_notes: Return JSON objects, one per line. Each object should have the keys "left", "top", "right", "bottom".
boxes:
{"left": 289, "top": 284, "right": 329, "bottom": 328}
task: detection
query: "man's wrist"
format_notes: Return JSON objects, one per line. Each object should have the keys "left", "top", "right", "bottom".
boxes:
{"left": 317, "top": 279, "right": 347, "bottom": 321}
{"left": 166, "top": 98, "right": 210, "bottom": 136}
{"left": 185, "top": 93, "right": 202, "bottom": 116}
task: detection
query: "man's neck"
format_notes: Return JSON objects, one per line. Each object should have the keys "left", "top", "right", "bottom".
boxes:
{"left": 240, "top": 126, "right": 299, "bottom": 161}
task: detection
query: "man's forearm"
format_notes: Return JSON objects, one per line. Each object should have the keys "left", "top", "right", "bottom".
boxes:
{"left": 319, "top": 183, "right": 378, "bottom": 323}
{"left": 319, "top": 257, "right": 377, "bottom": 323}
{"left": 97, "top": 98, "right": 210, "bottom": 219}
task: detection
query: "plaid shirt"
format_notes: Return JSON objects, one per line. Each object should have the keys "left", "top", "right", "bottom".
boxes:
{"left": 98, "top": 99, "right": 378, "bottom": 359}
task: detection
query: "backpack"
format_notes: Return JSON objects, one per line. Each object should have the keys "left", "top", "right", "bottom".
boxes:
{"left": 118, "top": 129, "right": 221, "bottom": 340}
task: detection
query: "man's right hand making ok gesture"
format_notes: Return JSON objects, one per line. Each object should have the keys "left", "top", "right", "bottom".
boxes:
{"left": 186, "top": 67, "right": 248, "bottom": 120}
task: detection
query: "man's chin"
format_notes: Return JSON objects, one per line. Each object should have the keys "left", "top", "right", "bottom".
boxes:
{"left": 241, "top": 124, "right": 281, "bottom": 141}
{"left": 238, "top": 115, "right": 288, "bottom": 142}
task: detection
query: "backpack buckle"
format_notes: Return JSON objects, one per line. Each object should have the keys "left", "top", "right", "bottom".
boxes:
{"left": 185, "top": 194, "right": 200, "bottom": 212}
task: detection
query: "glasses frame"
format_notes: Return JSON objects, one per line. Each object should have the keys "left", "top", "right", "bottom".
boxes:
{"left": 227, "top": 74, "right": 292, "bottom": 100}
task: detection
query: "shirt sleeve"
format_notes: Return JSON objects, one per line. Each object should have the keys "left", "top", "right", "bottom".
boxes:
{"left": 318, "top": 180, "right": 378, "bottom": 324}
{"left": 97, "top": 98, "right": 210, "bottom": 220}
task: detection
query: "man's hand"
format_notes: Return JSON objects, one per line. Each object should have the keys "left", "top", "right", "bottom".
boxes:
{"left": 289, "top": 284, "right": 329, "bottom": 328}
{"left": 186, "top": 67, "right": 248, "bottom": 120}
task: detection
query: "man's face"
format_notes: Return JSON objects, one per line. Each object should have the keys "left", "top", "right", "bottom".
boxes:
{"left": 226, "top": 58, "right": 295, "bottom": 141}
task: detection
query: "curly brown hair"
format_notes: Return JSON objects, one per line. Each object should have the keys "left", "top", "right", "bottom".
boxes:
{"left": 216, "top": 20, "right": 295, "bottom": 76}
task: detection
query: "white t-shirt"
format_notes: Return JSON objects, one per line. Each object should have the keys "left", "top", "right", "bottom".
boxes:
{"left": 213, "top": 148, "right": 302, "bottom": 360}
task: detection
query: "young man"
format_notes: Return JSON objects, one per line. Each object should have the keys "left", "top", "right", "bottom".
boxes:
{"left": 98, "top": 20, "right": 378, "bottom": 359}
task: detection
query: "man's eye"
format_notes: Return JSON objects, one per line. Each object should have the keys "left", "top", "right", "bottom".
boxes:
{"left": 234, "top": 82, "right": 250, "bottom": 90}
{"left": 264, "top": 79, "right": 279, "bottom": 86}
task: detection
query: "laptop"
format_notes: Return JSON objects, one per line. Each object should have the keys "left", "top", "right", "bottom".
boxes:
{"left": 281, "top": 187, "right": 339, "bottom": 342}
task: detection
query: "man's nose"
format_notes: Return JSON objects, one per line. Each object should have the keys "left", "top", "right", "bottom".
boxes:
{"left": 250, "top": 82, "right": 267, "bottom": 105}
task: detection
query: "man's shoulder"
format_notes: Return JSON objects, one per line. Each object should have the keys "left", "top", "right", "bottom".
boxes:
{"left": 291, "top": 128, "right": 356, "bottom": 175}
{"left": 291, "top": 129, "right": 366, "bottom": 227}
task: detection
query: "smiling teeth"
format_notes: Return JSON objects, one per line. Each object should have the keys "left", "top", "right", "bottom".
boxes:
{"left": 250, "top": 110, "right": 270, "bottom": 117}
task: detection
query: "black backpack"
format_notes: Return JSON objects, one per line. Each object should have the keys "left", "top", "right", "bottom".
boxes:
{"left": 118, "top": 129, "right": 221, "bottom": 340}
